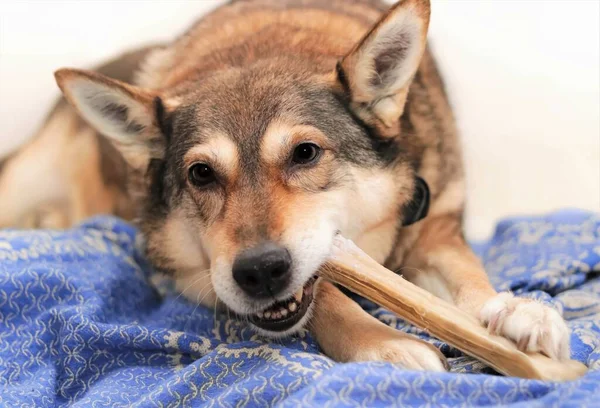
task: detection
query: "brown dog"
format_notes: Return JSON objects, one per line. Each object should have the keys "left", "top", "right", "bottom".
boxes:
{"left": 0, "top": 0, "right": 570, "bottom": 370}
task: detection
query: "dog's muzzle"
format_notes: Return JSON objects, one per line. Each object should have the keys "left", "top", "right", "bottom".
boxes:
{"left": 231, "top": 241, "right": 317, "bottom": 333}
{"left": 248, "top": 276, "right": 317, "bottom": 332}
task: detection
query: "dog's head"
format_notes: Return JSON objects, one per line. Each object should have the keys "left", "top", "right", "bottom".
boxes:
{"left": 55, "top": 0, "right": 431, "bottom": 336}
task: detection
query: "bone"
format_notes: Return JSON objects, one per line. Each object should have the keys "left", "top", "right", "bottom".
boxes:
{"left": 318, "top": 235, "right": 587, "bottom": 382}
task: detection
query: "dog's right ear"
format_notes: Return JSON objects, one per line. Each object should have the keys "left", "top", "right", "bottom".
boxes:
{"left": 55, "top": 68, "right": 175, "bottom": 170}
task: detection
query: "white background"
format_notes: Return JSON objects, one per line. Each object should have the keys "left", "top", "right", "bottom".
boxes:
{"left": 1, "top": 0, "right": 599, "bottom": 240}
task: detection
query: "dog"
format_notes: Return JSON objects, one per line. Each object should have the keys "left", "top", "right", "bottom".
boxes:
{"left": 0, "top": 0, "right": 570, "bottom": 371}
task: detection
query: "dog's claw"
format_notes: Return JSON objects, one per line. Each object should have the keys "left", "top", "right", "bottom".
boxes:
{"left": 517, "top": 333, "right": 530, "bottom": 351}
{"left": 487, "top": 311, "right": 503, "bottom": 334}
{"left": 480, "top": 292, "right": 571, "bottom": 361}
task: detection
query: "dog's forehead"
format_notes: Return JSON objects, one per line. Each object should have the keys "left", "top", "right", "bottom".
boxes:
{"left": 167, "top": 62, "right": 386, "bottom": 175}
{"left": 195, "top": 75, "right": 320, "bottom": 133}
{"left": 170, "top": 68, "right": 335, "bottom": 166}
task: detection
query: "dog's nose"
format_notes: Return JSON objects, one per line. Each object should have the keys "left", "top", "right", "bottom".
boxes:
{"left": 232, "top": 242, "right": 292, "bottom": 298}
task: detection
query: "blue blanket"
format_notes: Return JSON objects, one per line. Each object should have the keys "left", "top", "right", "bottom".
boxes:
{"left": 1, "top": 210, "right": 599, "bottom": 407}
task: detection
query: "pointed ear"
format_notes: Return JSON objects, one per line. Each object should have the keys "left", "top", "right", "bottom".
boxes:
{"left": 338, "top": 0, "right": 430, "bottom": 135}
{"left": 55, "top": 68, "right": 174, "bottom": 170}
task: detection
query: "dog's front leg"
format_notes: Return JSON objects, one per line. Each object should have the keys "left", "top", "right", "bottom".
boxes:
{"left": 401, "top": 214, "right": 571, "bottom": 361}
{"left": 309, "top": 280, "right": 447, "bottom": 371}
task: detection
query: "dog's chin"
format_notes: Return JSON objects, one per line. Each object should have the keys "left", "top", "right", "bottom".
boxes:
{"left": 246, "top": 276, "right": 318, "bottom": 337}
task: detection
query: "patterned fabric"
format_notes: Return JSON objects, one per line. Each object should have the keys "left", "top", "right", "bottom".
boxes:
{"left": 0, "top": 210, "right": 599, "bottom": 407}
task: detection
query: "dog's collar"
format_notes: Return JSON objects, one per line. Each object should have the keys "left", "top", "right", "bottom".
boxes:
{"left": 402, "top": 176, "right": 430, "bottom": 226}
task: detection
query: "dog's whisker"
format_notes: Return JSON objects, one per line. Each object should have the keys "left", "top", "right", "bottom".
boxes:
{"left": 182, "top": 281, "right": 215, "bottom": 332}
{"left": 184, "top": 291, "right": 203, "bottom": 333}
{"left": 172, "top": 269, "right": 211, "bottom": 303}
{"left": 213, "top": 297, "right": 220, "bottom": 326}
{"left": 197, "top": 285, "right": 215, "bottom": 307}
{"left": 178, "top": 280, "right": 213, "bottom": 308}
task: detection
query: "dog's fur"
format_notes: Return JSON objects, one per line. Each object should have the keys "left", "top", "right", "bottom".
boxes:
{"left": 0, "top": 0, "right": 570, "bottom": 370}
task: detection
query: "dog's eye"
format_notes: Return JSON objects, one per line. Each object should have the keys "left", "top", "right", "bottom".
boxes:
{"left": 188, "top": 163, "right": 216, "bottom": 187}
{"left": 292, "top": 143, "right": 321, "bottom": 165}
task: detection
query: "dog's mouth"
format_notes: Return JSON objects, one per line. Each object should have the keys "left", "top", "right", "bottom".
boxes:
{"left": 248, "top": 276, "right": 317, "bottom": 332}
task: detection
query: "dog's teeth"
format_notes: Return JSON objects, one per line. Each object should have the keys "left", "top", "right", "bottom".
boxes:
{"left": 289, "top": 302, "right": 297, "bottom": 312}
{"left": 264, "top": 311, "right": 271, "bottom": 319}
{"left": 294, "top": 288, "right": 303, "bottom": 302}
{"left": 272, "top": 312, "right": 280, "bottom": 319}
{"left": 257, "top": 312, "right": 264, "bottom": 318}
{"left": 280, "top": 309, "right": 288, "bottom": 317}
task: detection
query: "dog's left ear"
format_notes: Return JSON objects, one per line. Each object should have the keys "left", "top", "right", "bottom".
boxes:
{"left": 337, "top": 0, "right": 430, "bottom": 135}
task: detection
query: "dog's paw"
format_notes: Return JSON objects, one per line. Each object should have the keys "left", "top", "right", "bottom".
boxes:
{"left": 480, "top": 292, "right": 570, "bottom": 360}
{"left": 350, "top": 334, "right": 448, "bottom": 372}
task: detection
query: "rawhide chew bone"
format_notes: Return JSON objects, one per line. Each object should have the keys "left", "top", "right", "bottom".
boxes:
{"left": 318, "top": 235, "right": 587, "bottom": 381}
